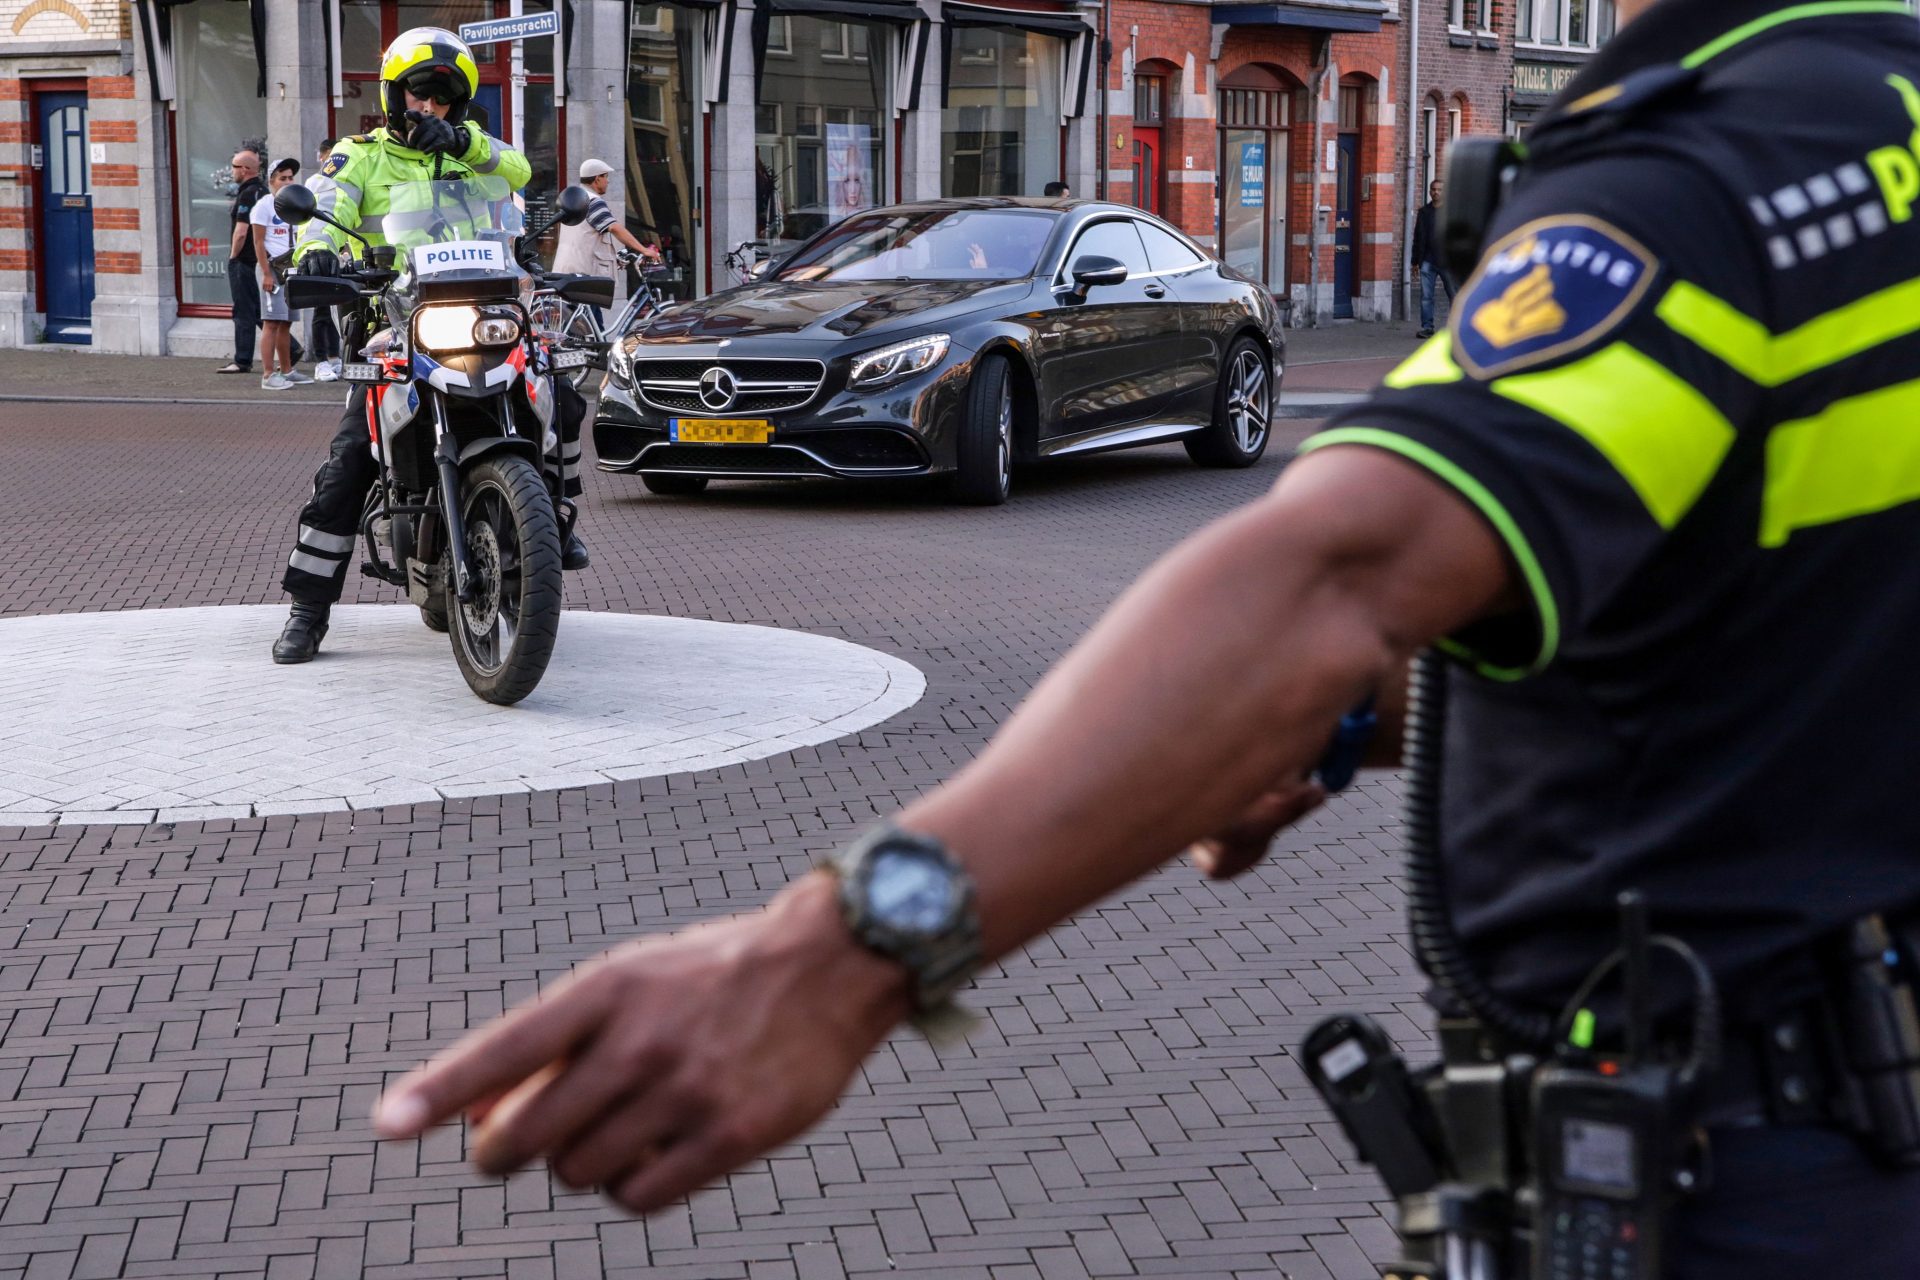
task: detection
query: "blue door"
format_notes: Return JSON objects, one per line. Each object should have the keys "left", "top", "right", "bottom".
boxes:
{"left": 36, "top": 92, "right": 93, "bottom": 344}
{"left": 1333, "top": 131, "right": 1357, "bottom": 320}
{"left": 471, "top": 85, "right": 504, "bottom": 140}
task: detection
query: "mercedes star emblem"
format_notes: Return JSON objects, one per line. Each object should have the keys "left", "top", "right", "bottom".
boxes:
{"left": 698, "top": 366, "right": 738, "bottom": 411}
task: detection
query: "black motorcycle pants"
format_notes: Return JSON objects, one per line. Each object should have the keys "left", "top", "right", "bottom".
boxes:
{"left": 281, "top": 380, "right": 587, "bottom": 605}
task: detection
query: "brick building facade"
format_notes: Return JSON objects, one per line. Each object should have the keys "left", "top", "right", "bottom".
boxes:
{"left": 0, "top": 0, "right": 1613, "bottom": 354}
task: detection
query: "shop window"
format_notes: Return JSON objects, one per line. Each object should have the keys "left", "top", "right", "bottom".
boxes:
{"left": 758, "top": 14, "right": 889, "bottom": 246}
{"left": 174, "top": 0, "right": 266, "bottom": 309}
{"left": 820, "top": 21, "right": 870, "bottom": 62}
{"left": 628, "top": 2, "right": 701, "bottom": 302}
{"left": 943, "top": 25, "right": 1063, "bottom": 198}
{"left": 342, "top": 0, "right": 384, "bottom": 74}
{"left": 1449, "top": 0, "right": 1484, "bottom": 29}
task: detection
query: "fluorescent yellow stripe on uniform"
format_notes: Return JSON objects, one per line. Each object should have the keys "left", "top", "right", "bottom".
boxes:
{"left": 1659, "top": 277, "right": 1920, "bottom": 385}
{"left": 1384, "top": 334, "right": 1464, "bottom": 388}
{"left": 1762, "top": 378, "right": 1920, "bottom": 546}
{"left": 1489, "top": 343, "right": 1737, "bottom": 528}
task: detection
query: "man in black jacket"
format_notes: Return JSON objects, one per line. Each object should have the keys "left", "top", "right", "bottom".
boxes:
{"left": 1410, "top": 178, "right": 1451, "bottom": 337}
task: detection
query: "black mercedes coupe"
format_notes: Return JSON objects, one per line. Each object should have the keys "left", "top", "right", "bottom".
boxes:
{"left": 593, "top": 199, "right": 1285, "bottom": 505}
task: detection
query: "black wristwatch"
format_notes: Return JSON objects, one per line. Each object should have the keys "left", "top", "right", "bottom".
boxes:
{"left": 824, "top": 826, "right": 982, "bottom": 1030}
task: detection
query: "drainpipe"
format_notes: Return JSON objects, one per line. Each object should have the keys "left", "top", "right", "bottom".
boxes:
{"left": 1098, "top": 0, "right": 1113, "bottom": 199}
{"left": 1403, "top": 0, "right": 1419, "bottom": 323}
{"left": 1304, "top": 32, "right": 1330, "bottom": 328}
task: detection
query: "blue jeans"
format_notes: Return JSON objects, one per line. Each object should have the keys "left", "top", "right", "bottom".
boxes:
{"left": 1419, "top": 261, "right": 1453, "bottom": 331}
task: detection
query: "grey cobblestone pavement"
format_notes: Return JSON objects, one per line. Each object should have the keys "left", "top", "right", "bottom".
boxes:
{"left": 0, "top": 397, "right": 1425, "bottom": 1279}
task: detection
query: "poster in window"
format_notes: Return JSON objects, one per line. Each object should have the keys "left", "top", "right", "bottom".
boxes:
{"left": 827, "top": 122, "right": 874, "bottom": 222}
{"left": 1239, "top": 141, "right": 1265, "bottom": 208}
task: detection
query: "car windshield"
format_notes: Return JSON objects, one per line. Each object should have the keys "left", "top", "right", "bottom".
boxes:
{"left": 774, "top": 208, "right": 1055, "bottom": 282}
{"left": 381, "top": 176, "right": 524, "bottom": 253}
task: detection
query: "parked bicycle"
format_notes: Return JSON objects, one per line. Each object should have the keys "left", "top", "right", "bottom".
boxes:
{"left": 530, "top": 248, "right": 675, "bottom": 388}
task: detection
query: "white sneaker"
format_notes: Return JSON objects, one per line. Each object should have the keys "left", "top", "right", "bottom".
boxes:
{"left": 314, "top": 361, "right": 341, "bottom": 382}
{"left": 261, "top": 372, "right": 292, "bottom": 391}
{"left": 284, "top": 368, "right": 314, "bottom": 385}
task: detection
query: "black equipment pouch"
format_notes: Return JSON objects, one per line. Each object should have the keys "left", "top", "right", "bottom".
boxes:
{"left": 1828, "top": 913, "right": 1920, "bottom": 1167}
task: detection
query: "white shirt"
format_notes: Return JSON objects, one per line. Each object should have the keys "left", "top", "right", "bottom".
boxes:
{"left": 250, "top": 192, "right": 292, "bottom": 264}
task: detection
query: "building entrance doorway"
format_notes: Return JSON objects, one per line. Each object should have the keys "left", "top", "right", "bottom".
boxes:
{"left": 33, "top": 87, "right": 93, "bottom": 345}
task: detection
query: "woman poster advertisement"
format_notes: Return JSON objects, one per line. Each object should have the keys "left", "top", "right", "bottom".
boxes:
{"left": 826, "top": 123, "right": 874, "bottom": 222}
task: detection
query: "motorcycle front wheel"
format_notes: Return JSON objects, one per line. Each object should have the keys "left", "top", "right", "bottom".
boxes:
{"left": 448, "top": 454, "right": 563, "bottom": 705}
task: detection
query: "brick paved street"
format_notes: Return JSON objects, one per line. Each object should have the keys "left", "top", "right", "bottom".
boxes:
{"left": 0, "top": 394, "right": 1427, "bottom": 1280}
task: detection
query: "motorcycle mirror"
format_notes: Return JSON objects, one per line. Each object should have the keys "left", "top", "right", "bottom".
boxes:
{"left": 557, "top": 185, "right": 593, "bottom": 227}
{"left": 275, "top": 183, "right": 318, "bottom": 226}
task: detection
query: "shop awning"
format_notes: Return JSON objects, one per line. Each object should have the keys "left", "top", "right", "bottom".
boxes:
{"left": 1210, "top": 1, "right": 1388, "bottom": 33}
{"left": 760, "top": 0, "right": 925, "bottom": 20}
{"left": 942, "top": 2, "right": 1092, "bottom": 37}
{"left": 939, "top": 3, "right": 1094, "bottom": 119}
{"left": 752, "top": 0, "right": 928, "bottom": 109}
{"left": 136, "top": 0, "right": 271, "bottom": 103}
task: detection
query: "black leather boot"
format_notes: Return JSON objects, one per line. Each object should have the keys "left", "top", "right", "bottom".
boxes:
{"left": 562, "top": 530, "right": 590, "bottom": 571}
{"left": 272, "top": 601, "right": 331, "bottom": 664}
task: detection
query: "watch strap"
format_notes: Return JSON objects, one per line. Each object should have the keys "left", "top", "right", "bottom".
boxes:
{"left": 827, "top": 825, "right": 982, "bottom": 1018}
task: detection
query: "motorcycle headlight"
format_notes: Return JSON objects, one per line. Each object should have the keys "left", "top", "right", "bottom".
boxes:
{"left": 415, "top": 305, "right": 481, "bottom": 353}
{"left": 473, "top": 312, "right": 521, "bottom": 347}
{"left": 848, "top": 334, "right": 950, "bottom": 389}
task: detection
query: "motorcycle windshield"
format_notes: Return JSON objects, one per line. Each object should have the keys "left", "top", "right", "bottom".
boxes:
{"left": 383, "top": 177, "right": 526, "bottom": 284}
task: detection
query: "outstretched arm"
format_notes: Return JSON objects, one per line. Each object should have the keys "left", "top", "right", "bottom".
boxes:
{"left": 371, "top": 443, "right": 1517, "bottom": 1212}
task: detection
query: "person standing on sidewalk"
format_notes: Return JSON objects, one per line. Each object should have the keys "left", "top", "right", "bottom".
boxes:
{"left": 251, "top": 158, "right": 308, "bottom": 391}
{"left": 1411, "top": 178, "right": 1452, "bottom": 339}
{"left": 304, "top": 138, "right": 345, "bottom": 382}
{"left": 216, "top": 147, "right": 267, "bottom": 375}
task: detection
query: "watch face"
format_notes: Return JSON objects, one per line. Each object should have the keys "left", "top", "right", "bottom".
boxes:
{"left": 867, "top": 848, "right": 957, "bottom": 934}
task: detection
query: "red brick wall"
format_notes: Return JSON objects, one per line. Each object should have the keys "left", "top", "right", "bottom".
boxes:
{"left": 1105, "top": 0, "right": 1214, "bottom": 239}
{"left": 93, "top": 207, "right": 140, "bottom": 231}
{"left": 1216, "top": 26, "right": 1398, "bottom": 304}
{"left": 0, "top": 208, "right": 26, "bottom": 230}
{"left": 95, "top": 252, "right": 142, "bottom": 274}
{"left": 92, "top": 164, "right": 140, "bottom": 188}
{"left": 0, "top": 121, "right": 24, "bottom": 145}
{"left": 0, "top": 250, "right": 29, "bottom": 271}
{"left": 89, "top": 120, "right": 138, "bottom": 144}
{"left": 85, "top": 76, "right": 135, "bottom": 101}
{"left": 0, "top": 80, "right": 26, "bottom": 102}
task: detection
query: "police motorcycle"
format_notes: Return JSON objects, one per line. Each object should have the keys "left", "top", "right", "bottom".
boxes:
{"left": 274, "top": 176, "right": 612, "bottom": 705}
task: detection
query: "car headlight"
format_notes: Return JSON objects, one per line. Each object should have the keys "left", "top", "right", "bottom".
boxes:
{"left": 848, "top": 334, "right": 950, "bottom": 389}
{"left": 415, "top": 305, "right": 480, "bottom": 353}
{"left": 609, "top": 336, "right": 637, "bottom": 387}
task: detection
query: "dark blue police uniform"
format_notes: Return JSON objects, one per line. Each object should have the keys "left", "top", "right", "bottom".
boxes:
{"left": 1308, "top": 1, "right": 1920, "bottom": 1272}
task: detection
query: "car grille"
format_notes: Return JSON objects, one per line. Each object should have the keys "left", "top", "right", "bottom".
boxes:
{"left": 641, "top": 445, "right": 831, "bottom": 476}
{"left": 633, "top": 357, "right": 825, "bottom": 416}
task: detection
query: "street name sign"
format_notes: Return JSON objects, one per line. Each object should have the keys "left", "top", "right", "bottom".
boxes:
{"left": 458, "top": 11, "right": 559, "bottom": 46}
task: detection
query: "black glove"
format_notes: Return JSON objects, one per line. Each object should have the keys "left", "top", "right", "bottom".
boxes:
{"left": 404, "top": 110, "right": 463, "bottom": 157}
{"left": 299, "top": 247, "right": 340, "bottom": 277}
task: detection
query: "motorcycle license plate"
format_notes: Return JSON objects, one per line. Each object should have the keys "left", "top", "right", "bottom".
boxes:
{"left": 672, "top": 418, "right": 771, "bottom": 444}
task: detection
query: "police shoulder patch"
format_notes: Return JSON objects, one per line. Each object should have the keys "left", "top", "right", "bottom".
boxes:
{"left": 1451, "top": 215, "right": 1658, "bottom": 379}
{"left": 321, "top": 151, "right": 350, "bottom": 178}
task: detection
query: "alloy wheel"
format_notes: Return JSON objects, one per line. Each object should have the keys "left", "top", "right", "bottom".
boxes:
{"left": 1226, "top": 349, "right": 1270, "bottom": 455}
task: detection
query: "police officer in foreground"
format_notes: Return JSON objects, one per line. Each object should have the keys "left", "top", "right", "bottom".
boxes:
{"left": 272, "top": 27, "right": 591, "bottom": 664}
{"left": 370, "top": 0, "right": 1920, "bottom": 1270}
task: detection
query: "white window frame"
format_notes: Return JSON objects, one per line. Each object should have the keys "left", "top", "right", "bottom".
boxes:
{"left": 1516, "top": 0, "right": 1615, "bottom": 51}
{"left": 1421, "top": 105, "right": 1438, "bottom": 191}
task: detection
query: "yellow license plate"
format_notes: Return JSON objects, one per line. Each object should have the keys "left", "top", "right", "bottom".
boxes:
{"left": 671, "top": 418, "right": 772, "bottom": 444}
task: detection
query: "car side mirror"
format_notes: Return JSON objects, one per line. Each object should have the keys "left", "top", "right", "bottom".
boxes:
{"left": 275, "top": 183, "right": 317, "bottom": 226}
{"left": 557, "top": 185, "right": 593, "bottom": 227}
{"left": 1066, "top": 254, "right": 1128, "bottom": 301}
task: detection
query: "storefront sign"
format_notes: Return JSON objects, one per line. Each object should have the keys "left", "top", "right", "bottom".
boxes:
{"left": 1239, "top": 142, "right": 1264, "bottom": 207}
{"left": 1513, "top": 61, "right": 1580, "bottom": 98}
{"left": 458, "top": 10, "right": 558, "bottom": 47}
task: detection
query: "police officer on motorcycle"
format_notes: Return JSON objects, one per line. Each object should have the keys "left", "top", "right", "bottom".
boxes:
{"left": 272, "top": 25, "right": 590, "bottom": 665}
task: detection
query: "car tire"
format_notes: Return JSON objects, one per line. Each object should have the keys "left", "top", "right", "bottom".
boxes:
{"left": 951, "top": 353, "right": 1014, "bottom": 506}
{"left": 642, "top": 473, "right": 709, "bottom": 496}
{"left": 1186, "top": 337, "right": 1273, "bottom": 469}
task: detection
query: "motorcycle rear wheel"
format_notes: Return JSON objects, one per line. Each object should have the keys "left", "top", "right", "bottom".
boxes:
{"left": 448, "top": 454, "right": 563, "bottom": 705}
